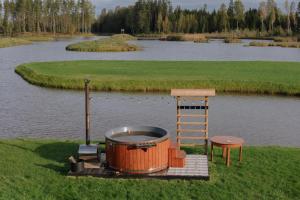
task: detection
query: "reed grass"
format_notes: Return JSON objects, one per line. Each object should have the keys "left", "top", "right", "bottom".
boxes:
{"left": 111, "top": 34, "right": 136, "bottom": 40}
{"left": 224, "top": 37, "right": 241, "bottom": 43}
{"left": 66, "top": 34, "right": 140, "bottom": 52}
{"left": 15, "top": 60, "right": 300, "bottom": 96}
{"left": 135, "top": 31, "right": 299, "bottom": 43}
{"left": 16, "top": 32, "right": 95, "bottom": 41}
{"left": 136, "top": 33, "right": 166, "bottom": 40}
{"left": 0, "top": 33, "right": 95, "bottom": 48}
{"left": 249, "top": 41, "right": 300, "bottom": 48}
{"left": 273, "top": 37, "right": 298, "bottom": 42}
{"left": 165, "top": 34, "right": 208, "bottom": 42}
{"left": 205, "top": 31, "right": 270, "bottom": 39}
{"left": 0, "top": 37, "right": 32, "bottom": 48}
{"left": 0, "top": 139, "right": 299, "bottom": 199}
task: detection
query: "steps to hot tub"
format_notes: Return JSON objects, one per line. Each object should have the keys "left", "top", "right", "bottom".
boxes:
{"left": 168, "top": 143, "right": 186, "bottom": 168}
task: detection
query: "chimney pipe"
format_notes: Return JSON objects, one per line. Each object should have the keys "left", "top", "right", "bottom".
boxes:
{"left": 84, "top": 79, "right": 91, "bottom": 145}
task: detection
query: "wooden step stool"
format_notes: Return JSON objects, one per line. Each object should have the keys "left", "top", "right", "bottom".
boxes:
{"left": 168, "top": 143, "right": 186, "bottom": 168}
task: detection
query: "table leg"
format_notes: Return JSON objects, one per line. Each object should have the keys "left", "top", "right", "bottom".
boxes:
{"left": 239, "top": 146, "right": 243, "bottom": 162}
{"left": 210, "top": 143, "right": 214, "bottom": 161}
{"left": 226, "top": 147, "right": 231, "bottom": 167}
{"left": 222, "top": 147, "right": 227, "bottom": 159}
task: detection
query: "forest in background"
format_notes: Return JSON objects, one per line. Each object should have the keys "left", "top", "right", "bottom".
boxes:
{"left": 93, "top": 0, "right": 300, "bottom": 36}
{"left": 0, "top": 0, "right": 94, "bottom": 36}
{"left": 0, "top": 0, "right": 300, "bottom": 37}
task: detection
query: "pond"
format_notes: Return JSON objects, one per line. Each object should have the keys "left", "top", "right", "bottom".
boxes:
{"left": 0, "top": 37, "right": 299, "bottom": 146}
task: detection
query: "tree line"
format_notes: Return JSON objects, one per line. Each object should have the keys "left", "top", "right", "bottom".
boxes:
{"left": 93, "top": 0, "right": 300, "bottom": 35}
{"left": 0, "top": 0, "right": 95, "bottom": 36}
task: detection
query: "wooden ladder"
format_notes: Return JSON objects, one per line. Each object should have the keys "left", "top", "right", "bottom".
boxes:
{"left": 171, "top": 89, "right": 216, "bottom": 154}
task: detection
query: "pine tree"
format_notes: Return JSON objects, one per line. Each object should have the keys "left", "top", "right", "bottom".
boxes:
{"left": 227, "top": 0, "right": 235, "bottom": 30}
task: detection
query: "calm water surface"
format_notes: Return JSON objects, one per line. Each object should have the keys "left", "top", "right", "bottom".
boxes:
{"left": 0, "top": 37, "right": 299, "bottom": 146}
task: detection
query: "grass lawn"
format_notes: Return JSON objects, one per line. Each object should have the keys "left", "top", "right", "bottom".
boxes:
{"left": 65, "top": 34, "right": 140, "bottom": 52}
{"left": 15, "top": 60, "right": 300, "bottom": 96}
{"left": 0, "top": 139, "right": 299, "bottom": 199}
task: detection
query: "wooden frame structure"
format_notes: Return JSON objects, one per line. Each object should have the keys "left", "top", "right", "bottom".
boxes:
{"left": 171, "top": 89, "right": 216, "bottom": 154}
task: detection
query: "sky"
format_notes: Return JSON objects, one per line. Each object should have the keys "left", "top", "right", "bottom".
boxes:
{"left": 91, "top": 0, "right": 293, "bottom": 14}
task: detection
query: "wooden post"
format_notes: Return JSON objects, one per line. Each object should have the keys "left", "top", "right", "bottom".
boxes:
{"left": 226, "top": 147, "right": 231, "bottom": 167}
{"left": 176, "top": 97, "right": 181, "bottom": 147}
{"left": 239, "top": 146, "right": 243, "bottom": 162}
{"left": 210, "top": 143, "right": 214, "bottom": 161}
{"left": 204, "top": 96, "right": 208, "bottom": 155}
{"left": 222, "top": 147, "right": 227, "bottom": 159}
{"left": 84, "top": 79, "right": 91, "bottom": 145}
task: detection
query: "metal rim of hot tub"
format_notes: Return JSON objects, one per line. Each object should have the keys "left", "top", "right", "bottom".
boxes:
{"left": 105, "top": 126, "right": 170, "bottom": 145}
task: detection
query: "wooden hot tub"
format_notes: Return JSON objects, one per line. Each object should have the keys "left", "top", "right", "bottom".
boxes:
{"left": 105, "top": 126, "right": 171, "bottom": 174}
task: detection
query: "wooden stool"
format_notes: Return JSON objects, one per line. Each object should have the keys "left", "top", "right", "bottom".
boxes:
{"left": 210, "top": 136, "right": 244, "bottom": 167}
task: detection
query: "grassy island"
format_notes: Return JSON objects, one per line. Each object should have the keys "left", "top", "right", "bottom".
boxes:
{"left": 249, "top": 41, "right": 300, "bottom": 48}
{"left": 15, "top": 60, "right": 300, "bottom": 96}
{"left": 0, "top": 139, "right": 299, "bottom": 199}
{"left": 65, "top": 34, "right": 140, "bottom": 52}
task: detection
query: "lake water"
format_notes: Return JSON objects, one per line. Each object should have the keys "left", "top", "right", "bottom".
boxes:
{"left": 0, "top": 37, "right": 299, "bottom": 146}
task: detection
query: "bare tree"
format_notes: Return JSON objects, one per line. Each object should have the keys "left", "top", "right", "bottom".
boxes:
{"left": 266, "top": 0, "right": 276, "bottom": 33}
{"left": 259, "top": 1, "right": 267, "bottom": 31}
{"left": 234, "top": 0, "right": 244, "bottom": 30}
{"left": 290, "top": 1, "right": 296, "bottom": 32}
{"left": 285, "top": 0, "right": 291, "bottom": 34}
{"left": 218, "top": 3, "right": 228, "bottom": 32}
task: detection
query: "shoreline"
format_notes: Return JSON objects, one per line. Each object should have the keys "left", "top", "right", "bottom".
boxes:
{"left": 0, "top": 33, "right": 95, "bottom": 48}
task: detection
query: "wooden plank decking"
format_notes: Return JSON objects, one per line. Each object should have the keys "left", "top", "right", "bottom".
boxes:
{"left": 68, "top": 154, "right": 209, "bottom": 180}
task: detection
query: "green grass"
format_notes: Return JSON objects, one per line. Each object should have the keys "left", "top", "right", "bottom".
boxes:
{"left": 0, "top": 139, "right": 299, "bottom": 199}
{"left": 15, "top": 60, "right": 300, "bottom": 96}
{"left": 0, "top": 37, "right": 32, "bottom": 48}
{"left": 66, "top": 34, "right": 140, "bottom": 52}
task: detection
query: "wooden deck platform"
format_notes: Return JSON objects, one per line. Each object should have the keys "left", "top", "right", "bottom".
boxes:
{"left": 68, "top": 154, "right": 209, "bottom": 180}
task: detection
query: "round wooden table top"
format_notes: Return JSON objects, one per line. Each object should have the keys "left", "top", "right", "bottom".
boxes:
{"left": 210, "top": 136, "right": 244, "bottom": 146}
